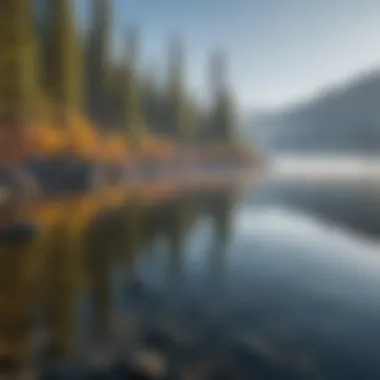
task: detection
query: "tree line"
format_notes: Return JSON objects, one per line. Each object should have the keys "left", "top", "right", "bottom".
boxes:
{"left": 0, "top": 0, "right": 249, "bottom": 164}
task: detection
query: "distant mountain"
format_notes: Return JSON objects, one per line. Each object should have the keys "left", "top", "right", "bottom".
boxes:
{"left": 245, "top": 69, "right": 380, "bottom": 154}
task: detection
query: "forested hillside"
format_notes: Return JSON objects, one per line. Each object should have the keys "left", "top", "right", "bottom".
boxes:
{"left": 246, "top": 69, "right": 380, "bottom": 154}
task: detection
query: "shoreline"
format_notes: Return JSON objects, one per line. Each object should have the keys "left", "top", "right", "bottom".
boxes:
{"left": 0, "top": 157, "right": 263, "bottom": 217}
{"left": 24, "top": 157, "right": 262, "bottom": 198}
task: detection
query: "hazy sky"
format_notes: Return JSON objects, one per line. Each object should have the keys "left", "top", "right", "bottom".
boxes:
{"left": 76, "top": 0, "right": 380, "bottom": 112}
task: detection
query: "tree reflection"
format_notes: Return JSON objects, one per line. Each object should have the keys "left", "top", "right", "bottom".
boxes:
{"left": 212, "top": 189, "right": 235, "bottom": 247}
{"left": 41, "top": 198, "right": 91, "bottom": 363}
{"left": 207, "top": 189, "right": 236, "bottom": 311}
{"left": 0, "top": 220, "right": 54, "bottom": 373}
{"left": 84, "top": 210, "right": 115, "bottom": 345}
{"left": 121, "top": 202, "right": 144, "bottom": 278}
{"left": 0, "top": 185, "right": 240, "bottom": 376}
{"left": 166, "top": 198, "right": 194, "bottom": 294}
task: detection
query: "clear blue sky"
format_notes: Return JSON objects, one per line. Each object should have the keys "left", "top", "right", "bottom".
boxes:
{"left": 75, "top": 0, "right": 380, "bottom": 112}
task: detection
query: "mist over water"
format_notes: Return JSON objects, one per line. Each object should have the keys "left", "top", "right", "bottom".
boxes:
{"left": 271, "top": 155, "right": 380, "bottom": 182}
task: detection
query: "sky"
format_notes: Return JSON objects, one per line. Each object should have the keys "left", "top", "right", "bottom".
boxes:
{"left": 76, "top": 0, "right": 380, "bottom": 112}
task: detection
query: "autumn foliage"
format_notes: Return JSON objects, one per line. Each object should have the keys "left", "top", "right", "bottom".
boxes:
{"left": 0, "top": 0, "right": 253, "bottom": 167}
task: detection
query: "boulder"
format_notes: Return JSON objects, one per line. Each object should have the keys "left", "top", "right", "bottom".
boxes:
{"left": 0, "top": 165, "right": 39, "bottom": 209}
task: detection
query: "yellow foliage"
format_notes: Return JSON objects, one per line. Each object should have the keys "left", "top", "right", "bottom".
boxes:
{"left": 63, "top": 194, "right": 102, "bottom": 235}
{"left": 27, "top": 200, "right": 68, "bottom": 228}
{"left": 31, "top": 98, "right": 234, "bottom": 165}
{"left": 67, "top": 114, "right": 101, "bottom": 160}
{"left": 32, "top": 124, "right": 69, "bottom": 158}
{"left": 101, "top": 135, "right": 128, "bottom": 163}
{"left": 102, "top": 186, "right": 128, "bottom": 208}
{"left": 31, "top": 93, "right": 187, "bottom": 163}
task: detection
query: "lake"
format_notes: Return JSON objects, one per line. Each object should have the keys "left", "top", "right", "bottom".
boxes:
{"left": 0, "top": 160, "right": 380, "bottom": 380}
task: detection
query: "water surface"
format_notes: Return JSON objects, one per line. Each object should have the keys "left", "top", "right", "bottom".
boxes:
{"left": 0, "top": 167, "right": 380, "bottom": 379}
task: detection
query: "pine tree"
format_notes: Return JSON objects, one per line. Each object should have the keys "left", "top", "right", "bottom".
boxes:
{"left": 141, "top": 64, "right": 160, "bottom": 134}
{"left": 122, "top": 25, "right": 143, "bottom": 146}
{"left": 0, "top": 0, "right": 38, "bottom": 162}
{"left": 166, "top": 36, "right": 189, "bottom": 141}
{"left": 43, "top": 0, "right": 82, "bottom": 127}
{"left": 47, "top": 222, "right": 82, "bottom": 359}
{"left": 166, "top": 198, "right": 197, "bottom": 289}
{"left": 209, "top": 51, "right": 236, "bottom": 145}
{"left": 85, "top": 0, "right": 111, "bottom": 128}
{"left": 107, "top": 63, "right": 124, "bottom": 130}
{"left": 184, "top": 97, "right": 199, "bottom": 143}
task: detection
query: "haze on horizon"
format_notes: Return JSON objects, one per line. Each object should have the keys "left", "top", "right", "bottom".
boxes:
{"left": 76, "top": 0, "right": 380, "bottom": 112}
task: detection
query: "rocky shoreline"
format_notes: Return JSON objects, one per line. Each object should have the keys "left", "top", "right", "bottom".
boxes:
{"left": 0, "top": 158, "right": 261, "bottom": 203}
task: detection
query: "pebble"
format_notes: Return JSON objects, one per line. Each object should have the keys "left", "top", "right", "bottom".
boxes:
{"left": 129, "top": 348, "right": 167, "bottom": 379}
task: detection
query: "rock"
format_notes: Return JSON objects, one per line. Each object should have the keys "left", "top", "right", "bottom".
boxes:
{"left": 0, "top": 222, "right": 37, "bottom": 244}
{"left": 26, "top": 158, "right": 95, "bottom": 195}
{"left": 0, "top": 165, "right": 39, "bottom": 210}
{"left": 0, "top": 164, "right": 39, "bottom": 200}
{"left": 129, "top": 348, "right": 167, "bottom": 379}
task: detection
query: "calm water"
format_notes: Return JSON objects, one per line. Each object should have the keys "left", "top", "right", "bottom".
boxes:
{"left": 1, "top": 168, "right": 380, "bottom": 379}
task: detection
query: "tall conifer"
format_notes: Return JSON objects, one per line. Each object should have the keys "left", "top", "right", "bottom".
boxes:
{"left": 166, "top": 36, "right": 189, "bottom": 140}
{"left": 85, "top": 0, "right": 111, "bottom": 127}
{"left": 209, "top": 51, "right": 236, "bottom": 145}
{"left": 122, "top": 26, "right": 143, "bottom": 145}
{"left": 0, "top": 0, "right": 37, "bottom": 162}
{"left": 44, "top": 0, "right": 82, "bottom": 127}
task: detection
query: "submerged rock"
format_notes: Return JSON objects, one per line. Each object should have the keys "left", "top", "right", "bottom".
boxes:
{"left": 129, "top": 348, "right": 168, "bottom": 379}
{"left": 0, "top": 165, "right": 39, "bottom": 243}
{"left": 0, "top": 164, "right": 39, "bottom": 209}
{"left": 26, "top": 158, "right": 94, "bottom": 195}
{"left": 0, "top": 222, "right": 37, "bottom": 244}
